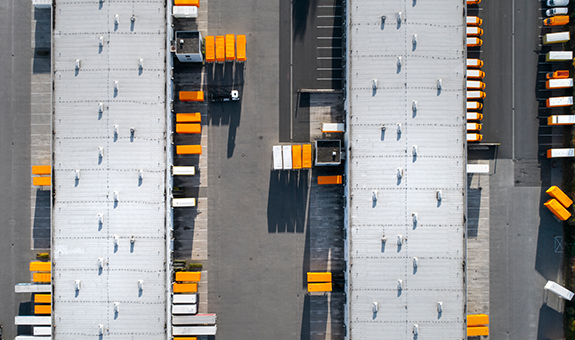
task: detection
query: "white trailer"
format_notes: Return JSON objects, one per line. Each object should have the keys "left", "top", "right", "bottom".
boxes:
{"left": 543, "top": 31, "right": 570, "bottom": 44}
{"left": 172, "top": 314, "right": 217, "bottom": 325}
{"left": 467, "top": 164, "right": 489, "bottom": 174}
{"left": 173, "top": 6, "right": 198, "bottom": 18}
{"left": 172, "top": 304, "right": 198, "bottom": 315}
{"left": 282, "top": 145, "right": 292, "bottom": 170}
{"left": 172, "top": 166, "right": 195, "bottom": 176}
{"left": 546, "top": 51, "right": 573, "bottom": 61}
{"left": 546, "top": 78, "right": 573, "bottom": 89}
{"left": 544, "top": 280, "right": 574, "bottom": 300}
{"left": 548, "top": 115, "right": 575, "bottom": 125}
{"left": 321, "top": 123, "right": 345, "bottom": 133}
{"left": 547, "top": 148, "right": 575, "bottom": 158}
{"left": 173, "top": 325, "right": 218, "bottom": 336}
{"left": 33, "top": 326, "right": 51, "bottom": 336}
{"left": 273, "top": 145, "right": 283, "bottom": 170}
{"left": 546, "top": 96, "right": 573, "bottom": 107}
{"left": 172, "top": 198, "right": 196, "bottom": 207}
{"left": 15, "top": 283, "right": 51, "bottom": 293}
{"left": 14, "top": 316, "right": 51, "bottom": 325}
{"left": 173, "top": 293, "right": 197, "bottom": 304}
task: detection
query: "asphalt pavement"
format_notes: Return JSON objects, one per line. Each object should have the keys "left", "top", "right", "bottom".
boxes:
{"left": 0, "top": 0, "right": 36, "bottom": 338}
{"left": 468, "top": 0, "right": 566, "bottom": 338}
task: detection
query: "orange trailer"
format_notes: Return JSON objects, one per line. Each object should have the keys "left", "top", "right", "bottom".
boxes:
{"left": 32, "top": 165, "right": 51, "bottom": 175}
{"left": 34, "top": 305, "right": 51, "bottom": 315}
{"left": 302, "top": 144, "right": 312, "bottom": 169}
{"left": 34, "top": 294, "right": 52, "bottom": 304}
{"left": 467, "top": 326, "right": 489, "bottom": 336}
{"left": 292, "top": 145, "right": 302, "bottom": 170}
{"left": 467, "top": 314, "right": 489, "bottom": 326}
{"left": 307, "top": 282, "right": 332, "bottom": 292}
{"left": 179, "top": 91, "right": 204, "bottom": 102}
{"left": 225, "top": 34, "right": 235, "bottom": 61}
{"left": 215, "top": 35, "right": 225, "bottom": 62}
{"left": 173, "top": 283, "right": 198, "bottom": 293}
{"left": 176, "top": 145, "right": 202, "bottom": 155}
{"left": 205, "top": 36, "right": 215, "bottom": 63}
{"left": 175, "top": 272, "right": 201, "bottom": 282}
{"left": 174, "top": 0, "right": 199, "bottom": 7}
{"left": 236, "top": 35, "right": 247, "bottom": 62}
{"left": 176, "top": 124, "right": 201, "bottom": 134}
{"left": 33, "top": 273, "right": 51, "bottom": 283}
{"left": 176, "top": 113, "right": 202, "bottom": 123}
{"left": 317, "top": 175, "right": 342, "bottom": 185}
{"left": 307, "top": 272, "right": 332, "bottom": 283}
{"left": 33, "top": 177, "right": 51, "bottom": 186}
{"left": 29, "top": 262, "right": 51, "bottom": 272}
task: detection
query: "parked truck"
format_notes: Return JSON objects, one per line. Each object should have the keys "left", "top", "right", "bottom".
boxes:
{"left": 467, "top": 101, "right": 483, "bottom": 110}
{"left": 467, "top": 133, "right": 483, "bottom": 142}
{"left": 467, "top": 91, "right": 486, "bottom": 99}
{"left": 543, "top": 31, "right": 570, "bottom": 44}
{"left": 467, "top": 58, "right": 484, "bottom": 68}
{"left": 546, "top": 96, "right": 573, "bottom": 107}
{"left": 467, "top": 80, "right": 486, "bottom": 90}
{"left": 546, "top": 51, "right": 573, "bottom": 61}
{"left": 546, "top": 78, "right": 573, "bottom": 89}
{"left": 548, "top": 115, "right": 575, "bottom": 125}
{"left": 466, "top": 26, "right": 483, "bottom": 36}
{"left": 467, "top": 122, "right": 482, "bottom": 131}
{"left": 467, "top": 69, "right": 485, "bottom": 79}
{"left": 467, "top": 112, "right": 483, "bottom": 120}
{"left": 546, "top": 70, "right": 569, "bottom": 79}
{"left": 466, "top": 16, "right": 483, "bottom": 25}
{"left": 543, "top": 15, "right": 569, "bottom": 26}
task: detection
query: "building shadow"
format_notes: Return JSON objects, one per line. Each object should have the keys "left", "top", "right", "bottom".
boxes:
{"left": 32, "top": 7, "right": 51, "bottom": 74}
{"left": 536, "top": 303, "right": 563, "bottom": 340}
{"left": 32, "top": 189, "right": 51, "bottom": 249}
{"left": 267, "top": 170, "right": 309, "bottom": 233}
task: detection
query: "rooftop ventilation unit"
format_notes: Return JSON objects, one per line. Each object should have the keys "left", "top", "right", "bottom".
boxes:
{"left": 397, "top": 123, "right": 402, "bottom": 134}
{"left": 412, "top": 212, "right": 418, "bottom": 223}
{"left": 397, "top": 167, "right": 403, "bottom": 179}
{"left": 412, "top": 100, "right": 417, "bottom": 111}
{"left": 75, "top": 59, "right": 81, "bottom": 70}
{"left": 437, "top": 78, "right": 443, "bottom": 90}
{"left": 99, "top": 36, "right": 104, "bottom": 47}
{"left": 114, "top": 14, "right": 119, "bottom": 25}
{"left": 75, "top": 169, "right": 81, "bottom": 180}
{"left": 437, "top": 302, "right": 443, "bottom": 313}
{"left": 436, "top": 190, "right": 442, "bottom": 201}
{"left": 412, "top": 34, "right": 417, "bottom": 45}
{"left": 97, "top": 258, "right": 104, "bottom": 269}
{"left": 372, "top": 190, "right": 378, "bottom": 201}
{"left": 413, "top": 324, "right": 419, "bottom": 335}
{"left": 74, "top": 280, "right": 81, "bottom": 291}
{"left": 397, "top": 234, "right": 403, "bottom": 245}
{"left": 412, "top": 145, "right": 418, "bottom": 156}
{"left": 413, "top": 257, "right": 419, "bottom": 268}
{"left": 372, "top": 302, "right": 379, "bottom": 313}
{"left": 372, "top": 79, "right": 378, "bottom": 89}
{"left": 397, "top": 12, "right": 402, "bottom": 23}
{"left": 397, "top": 56, "right": 402, "bottom": 67}
{"left": 138, "top": 280, "right": 144, "bottom": 291}
{"left": 397, "top": 279, "right": 403, "bottom": 290}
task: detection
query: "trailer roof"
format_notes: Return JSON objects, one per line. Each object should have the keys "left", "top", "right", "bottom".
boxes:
{"left": 52, "top": 1, "right": 167, "bottom": 338}
{"left": 346, "top": 0, "right": 467, "bottom": 338}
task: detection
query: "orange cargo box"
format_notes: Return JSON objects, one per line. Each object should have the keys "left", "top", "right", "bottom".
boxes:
{"left": 34, "top": 305, "right": 51, "bottom": 315}
{"left": 176, "top": 124, "right": 201, "bottom": 134}
{"left": 29, "top": 261, "right": 51, "bottom": 272}
{"left": 307, "top": 272, "right": 332, "bottom": 283}
{"left": 215, "top": 35, "right": 225, "bottom": 62}
{"left": 225, "top": 34, "right": 235, "bottom": 61}
{"left": 302, "top": 144, "right": 312, "bottom": 169}
{"left": 205, "top": 36, "right": 215, "bottom": 63}
{"left": 236, "top": 35, "right": 246, "bottom": 62}
{"left": 32, "top": 165, "right": 51, "bottom": 175}
{"left": 33, "top": 273, "right": 51, "bottom": 283}
{"left": 292, "top": 144, "right": 302, "bottom": 170}
{"left": 317, "top": 175, "right": 342, "bottom": 185}
{"left": 307, "top": 282, "right": 332, "bottom": 292}
{"left": 175, "top": 271, "right": 201, "bottom": 282}
{"left": 544, "top": 198, "right": 572, "bottom": 221}
{"left": 174, "top": 338, "right": 198, "bottom": 340}
{"left": 179, "top": 91, "right": 204, "bottom": 102}
{"left": 176, "top": 113, "right": 202, "bottom": 123}
{"left": 546, "top": 186, "right": 573, "bottom": 208}
{"left": 467, "top": 326, "right": 489, "bottom": 336}
{"left": 34, "top": 294, "right": 52, "bottom": 304}
{"left": 174, "top": 0, "right": 199, "bottom": 7}
{"left": 33, "top": 177, "right": 51, "bottom": 186}
{"left": 173, "top": 282, "right": 198, "bottom": 293}
{"left": 467, "top": 314, "right": 489, "bottom": 326}
{"left": 547, "top": 70, "right": 570, "bottom": 79}
{"left": 176, "top": 145, "right": 202, "bottom": 155}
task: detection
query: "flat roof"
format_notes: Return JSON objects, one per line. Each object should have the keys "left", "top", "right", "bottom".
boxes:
{"left": 346, "top": 0, "right": 467, "bottom": 338}
{"left": 52, "top": 1, "right": 167, "bottom": 338}
{"left": 175, "top": 31, "right": 200, "bottom": 54}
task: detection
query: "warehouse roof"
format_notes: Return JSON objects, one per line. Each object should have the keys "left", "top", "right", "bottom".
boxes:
{"left": 346, "top": 0, "right": 467, "bottom": 338}
{"left": 52, "top": 1, "right": 167, "bottom": 338}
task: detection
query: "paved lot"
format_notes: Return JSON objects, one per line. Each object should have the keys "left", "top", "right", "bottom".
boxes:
{"left": 468, "top": 0, "right": 566, "bottom": 338}
{"left": 0, "top": 0, "right": 36, "bottom": 338}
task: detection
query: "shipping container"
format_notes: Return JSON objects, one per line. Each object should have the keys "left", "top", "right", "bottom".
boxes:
{"left": 176, "top": 145, "right": 202, "bottom": 155}
{"left": 175, "top": 0, "right": 199, "bottom": 6}
{"left": 317, "top": 175, "right": 343, "bottom": 185}
{"left": 176, "top": 112, "right": 202, "bottom": 123}
{"left": 34, "top": 305, "right": 51, "bottom": 315}
{"left": 546, "top": 186, "right": 573, "bottom": 208}
{"left": 172, "top": 166, "right": 196, "bottom": 176}
{"left": 321, "top": 123, "right": 345, "bottom": 133}
{"left": 31, "top": 165, "right": 51, "bottom": 175}
{"left": 33, "top": 326, "right": 51, "bottom": 336}
{"left": 302, "top": 144, "right": 312, "bottom": 169}
{"left": 215, "top": 35, "right": 225, "bottom": 62}
{"left": 176, "top": 124, "right": 201, "bottom": 134}
{"left": 467, "top": 326, "right": 489, "bottom": 337}
{"left": 179, "top": 91, "right": 204, "bottom": 102}
{"left": 173, "top": 6, "right": 198, "bottom": 18}
{"left": 173, "top": 283, "right": 198, "bottom": 293}
{"left": 33, "top": 273, "right": 51, "bottom": 283}
{"left": 225, "top": 34, "right": 235, "bottom": 61}
{"left": 544, "top": 198, "right": 572, "bottom": 220}
{"left": 34, "top": 294, "right": 51, "bottom": 304}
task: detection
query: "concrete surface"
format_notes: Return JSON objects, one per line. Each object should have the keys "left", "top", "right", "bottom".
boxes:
{"left": 0, "top": 0, "right": 36, "bottom": 338}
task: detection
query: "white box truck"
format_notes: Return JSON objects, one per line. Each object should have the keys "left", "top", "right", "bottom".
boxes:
{"left": 548, "top": 115, "right": 575, "bottom": 125}
{"left": 467, "top": 101, "right": 483, "bottom": 110}
{"left": 546, "top": 51, "right": 573, "bottom": 61}
{"left": 544, "top": 280, "right": 574, "bottom": 300}
{"left": 467, "top": 112, "right": 483, "bottom": 120}
{"left": 543, "top": 31, "right": 570, "bottom": 44}
{"left": 546, "top": 78, "right": 573, "bottom": 89}
{"left": 467, "top": 80, "right": 486, "bottom": 90}
{"left": 467, "top": 69, "right": 485, "bottom": 79}
{"left": 546, "top": 96, "right": 573, "bottom": 107}
{"left": 547, "top": 148, "right": 575, "bottom": 158}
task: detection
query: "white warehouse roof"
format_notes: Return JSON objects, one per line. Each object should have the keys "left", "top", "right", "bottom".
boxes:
{"left": 52, "top": 1, "right": 167, "bottom": 339}
{"left": 346, "top": 0, "right": 467, "bottom": 338}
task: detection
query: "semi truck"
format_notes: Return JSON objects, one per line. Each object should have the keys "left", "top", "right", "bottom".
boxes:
{"left": 546, "top": 96, "right": 573, "bottom": 107}
{"left": 547, "top": 115, "right": 575, "bottom": 125}
{"left": 545, "top": 78, "right": 573, "bottom": 89}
